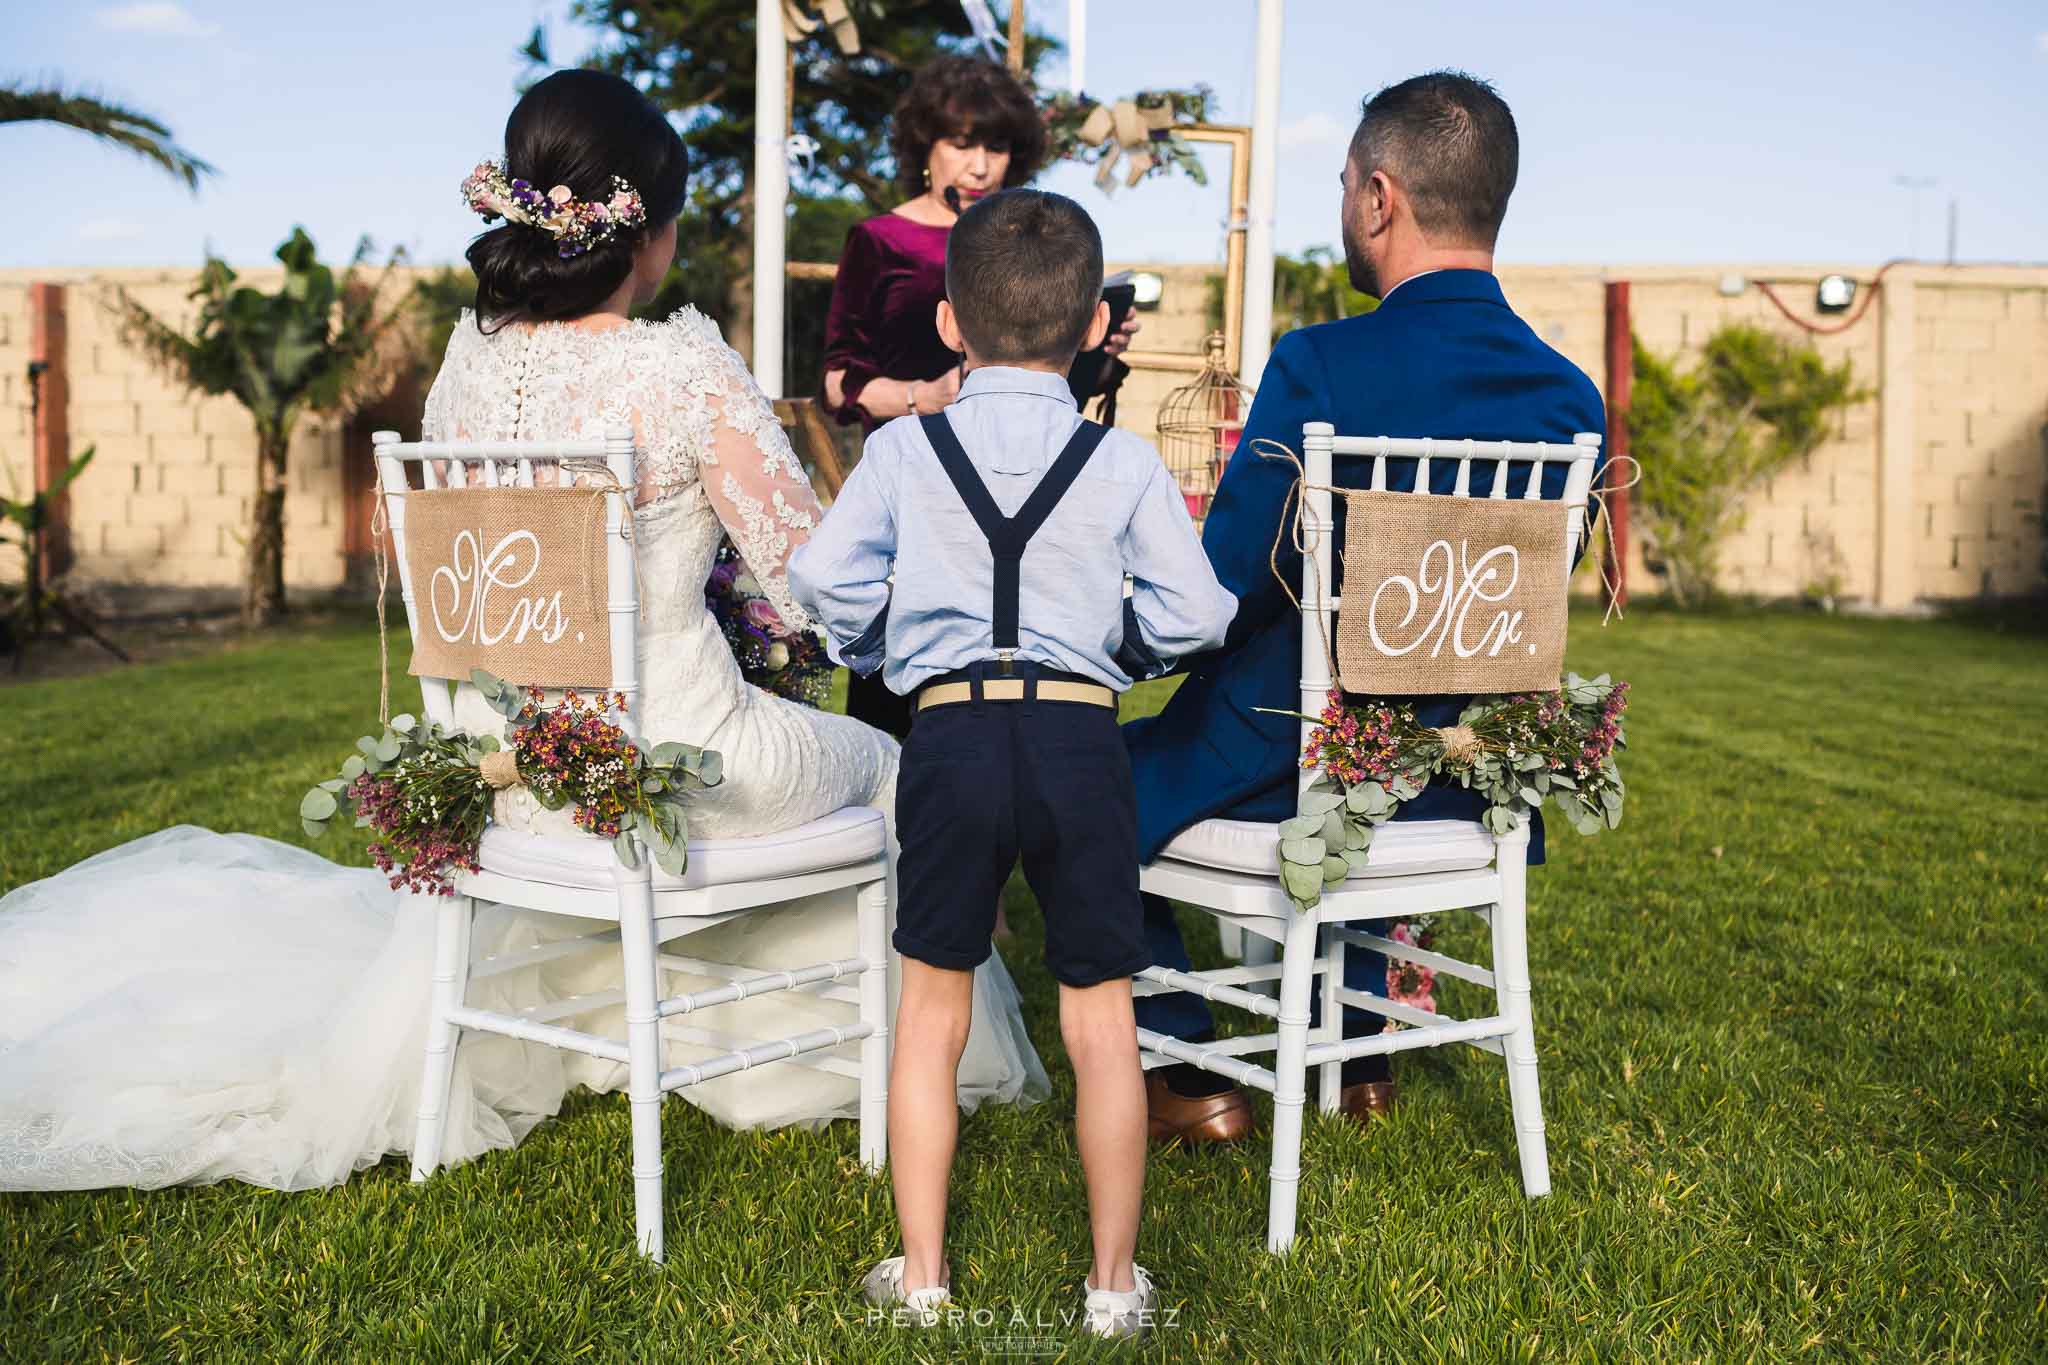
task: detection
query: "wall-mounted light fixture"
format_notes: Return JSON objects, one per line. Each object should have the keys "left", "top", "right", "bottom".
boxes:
{"left": 1815, "top": 275, "right": 1857, "bottom": 314}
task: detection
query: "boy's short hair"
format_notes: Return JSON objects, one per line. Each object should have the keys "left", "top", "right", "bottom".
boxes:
{"left": 945, "top": 189, "right": 1104, "bottom": 366}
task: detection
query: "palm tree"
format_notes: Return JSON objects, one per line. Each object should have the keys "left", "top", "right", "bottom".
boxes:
{"left": 115, "top": 228, "right": 409, "bottom": 626}
{"left": 0, "top": 81, "right": 214, "bottom": 190}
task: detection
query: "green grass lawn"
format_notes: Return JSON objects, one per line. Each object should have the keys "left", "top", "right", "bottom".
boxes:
{"left": 3, "top": 608, "right": 2044, "bottom": 1361}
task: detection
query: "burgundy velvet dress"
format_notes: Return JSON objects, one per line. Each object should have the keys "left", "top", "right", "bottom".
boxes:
{"left": 822, "top": 212, "right": 960, "bottom": 437}
{"left": 822, "top": 211, "right": 959, "bottom": 733}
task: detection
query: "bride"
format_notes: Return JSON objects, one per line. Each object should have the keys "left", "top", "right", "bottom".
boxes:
{"left": 0, "top": 70, "right": 1047, "bottom": 1194}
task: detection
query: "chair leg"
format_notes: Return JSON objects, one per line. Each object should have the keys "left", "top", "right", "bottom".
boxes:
{"left": 1492, "top": 835, "right": 1550, "bottom": 1198}
{"left": 1266, "top": 910, "right": 1322, "bottom": 1253}
{"left": 1315, "top": 923, "right": 1343, "bottom": 1114}
{"left": 411, "top": 891, "right": 472, "bottom": 1182}
{"left": 856, "top": 876, "right": 890, "bottom": 1175}
{"left": 617, "top": 868, "right": 666, "bottom": 1261}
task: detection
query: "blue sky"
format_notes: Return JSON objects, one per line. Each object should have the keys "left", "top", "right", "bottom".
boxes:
{"left": 5, "top": 1, "right": 2044, "bottom": 272}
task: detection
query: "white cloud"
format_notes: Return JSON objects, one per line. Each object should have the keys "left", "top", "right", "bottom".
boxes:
{"left": 1278, "top": 111, "right": 1348, "bottom": 150}
{"left": 94, "top": 3, "right": 220, "bottom": 37}
{"left": 79, "top": 218, "right": 146, "bottom": 242}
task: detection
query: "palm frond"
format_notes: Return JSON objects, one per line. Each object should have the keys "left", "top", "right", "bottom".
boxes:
{"left": 0, "top": 83, "right": 214, "bottom": 191}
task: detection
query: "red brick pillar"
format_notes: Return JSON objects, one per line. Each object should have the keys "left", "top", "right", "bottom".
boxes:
{"left": 28, "top": 282, "right": 72, "bottom": 580}
{"left": 1601, "top": 280, "right": 1632, "bottom": 610}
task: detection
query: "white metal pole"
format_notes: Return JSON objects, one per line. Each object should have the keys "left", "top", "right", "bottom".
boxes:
{"left": 1068, "top": 0, "right": 1087, "bottom": 93}
{"left": 753, "top": 0, "right": 788, "bottom": 397}
{"left": 1241, "top": 0, "right": 1283, "bottom": 388}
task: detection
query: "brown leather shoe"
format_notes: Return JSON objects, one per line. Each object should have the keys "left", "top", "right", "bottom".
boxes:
{"left": 1336, "top": 1080, "right": 1398, "bottom": 1126}
{"left": 1146, "top": 1074, "right": 1253, "bottom": 1146}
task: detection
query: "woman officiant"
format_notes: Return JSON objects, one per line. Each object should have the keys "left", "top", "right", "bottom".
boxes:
{"left": 821, "top": 54, "right": 1138, "bottom": 739}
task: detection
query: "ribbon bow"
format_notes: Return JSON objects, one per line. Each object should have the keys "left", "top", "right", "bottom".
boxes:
{"left": 1075, "top": 98, "right": 1179, "bottom": 191}
{"left": 781, "top": 0, "right": 860, "bottom": 55}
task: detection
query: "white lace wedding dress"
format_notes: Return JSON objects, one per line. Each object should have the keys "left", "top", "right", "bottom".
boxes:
{"left": 0, "top": 310, "right": 1047, "bottom": 1193}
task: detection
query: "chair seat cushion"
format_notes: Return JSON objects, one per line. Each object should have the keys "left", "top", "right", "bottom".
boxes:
{"left": 476, "top": 806, "right": 886, "bottom": 892}
{"left": 1153, "top": 816, "right": 1495, "bottom": 880}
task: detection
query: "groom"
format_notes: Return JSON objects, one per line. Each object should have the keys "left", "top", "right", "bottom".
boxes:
{"left": 1128, "top": 71, "right": 1606, "bottom": 1142}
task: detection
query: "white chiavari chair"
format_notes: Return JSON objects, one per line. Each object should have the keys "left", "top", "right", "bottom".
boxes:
{"left": 374, "top": 424, "right": 890, "bottom": 1263}
{"left": 1135, "top": 422, "right": 1602, "bottom": 1251}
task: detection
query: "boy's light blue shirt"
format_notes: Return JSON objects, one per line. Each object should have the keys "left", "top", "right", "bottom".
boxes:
{"left": 788, "top": 366, "right": 1237, "bottom": 695}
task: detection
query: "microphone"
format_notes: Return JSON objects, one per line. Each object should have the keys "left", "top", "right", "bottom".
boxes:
{"left": 943, "top": 186, "right": 963, "bottom": 215}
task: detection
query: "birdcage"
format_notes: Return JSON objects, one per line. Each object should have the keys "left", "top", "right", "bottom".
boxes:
{"left": 1155, "top": 332, "right": 1254, "bottom": 528}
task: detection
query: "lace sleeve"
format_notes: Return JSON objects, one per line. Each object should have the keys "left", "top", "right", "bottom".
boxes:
{"left": 690, "top": 336, "right": 825, "bottom": 632}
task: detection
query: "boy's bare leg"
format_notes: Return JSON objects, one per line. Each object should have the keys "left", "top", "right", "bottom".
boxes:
{"left": 1059, "top": 977, "right": 1146, "bottom": 1293}
{"left": 891, "top": 957, "right": 975, "bottom": 1292}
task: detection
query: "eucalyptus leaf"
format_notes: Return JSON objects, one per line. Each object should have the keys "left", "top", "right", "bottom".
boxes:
{"left": 389, "top": 713, "right": 417, "bottom": 733}
{"left": 653, "top": 835, "right": 689, "bottom": 877}
{"left": 299, "top": 788, "right": 338, "bottom": 821}
{"left": 339, "top": 754, "right": 365, "bottom": 782}
{"left": 1299, "top": 789, "right": 1345, "bottom": 816}
{"left": 318, "top": 777, "right": 346, "bottom": 793}
{"left": 1278, "top": 814, "right": 1323, "bottom": 839}
{"left": 613, "top": 830, "right": 639, "bottom": 869}
{"left": 1519, "top": 786, "right": 1543, "bottom": 805}
{"left": 374, "top": 733, "right": 403, "bottom": 763}
{"left": 1601, "top": 788, "right": 1623, "bottom": 813}
{"left": 301, "top": 818, "right": 327, "bottom": 839}
{"left": 1340, "top": 846, "right": 1373, "bottom": 871}
{"left": 1343, "top": 822, "right": 1370, "bottom": 851}
{"left": 1281, "top": 860, "right": 1323, "bottom": 906}
{"left": 356, "top": 736, "right": 380, "bottom": 758}
{"left": 353, "top": 813, "right": 372, "bottom": 828}
{"left": 1320, "top": 810, "right": 1346, "bottom": 845}
{"left": 476, "top": 735, "right": 501, "bottom": 754}
{"left": 1321, "top": 855, "right": 1349, "bottom": 885}
{"left": 1279, "top": 836, "right": 1326, "bottom": 866}
{"left": 698, "top": 752, "right": 724, "bottom": 787}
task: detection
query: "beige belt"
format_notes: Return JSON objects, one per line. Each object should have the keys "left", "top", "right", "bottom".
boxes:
{"left": 917, "top": 679, "right": 1117, "bottom": 711}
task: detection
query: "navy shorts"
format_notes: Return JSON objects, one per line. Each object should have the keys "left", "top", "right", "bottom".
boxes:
{"left": 894, "top": 667, "right": 1148, "bottom": 988}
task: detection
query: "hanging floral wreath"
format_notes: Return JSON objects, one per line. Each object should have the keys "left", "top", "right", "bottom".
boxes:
{"left": 1041, "top": 86, "right": 1213, "bottom": 191}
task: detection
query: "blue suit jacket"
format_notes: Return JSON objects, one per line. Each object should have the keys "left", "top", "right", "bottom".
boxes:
{"left": 1126, "top": 269, "right": 1606, "bottom": 863}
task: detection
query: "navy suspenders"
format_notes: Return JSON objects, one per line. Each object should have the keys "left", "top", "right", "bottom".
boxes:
{"left": 920, "top": 412, "right": 1109, "bottom": 668}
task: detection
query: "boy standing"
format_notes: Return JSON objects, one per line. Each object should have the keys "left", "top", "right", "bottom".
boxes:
{"left": 789, "top": 189, "right": 1235, "bottom": 1340}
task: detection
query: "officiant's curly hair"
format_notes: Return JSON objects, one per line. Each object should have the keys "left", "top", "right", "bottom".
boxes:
{"left": 1351, "top": 71, "right": 1519, "bottom": 247}
{"left": 468, "top": 70, "right": 690, "bottom": 330}
{"left": 891, "top": 55, "right": 1046, "bottom": 197}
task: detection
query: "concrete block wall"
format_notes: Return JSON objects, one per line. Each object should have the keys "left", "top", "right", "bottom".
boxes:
{"left": 4, "top": 261, "right": 2042, "bottom": 606}
{"left": 0, "top": 283, "right": 30, "bottom": 511}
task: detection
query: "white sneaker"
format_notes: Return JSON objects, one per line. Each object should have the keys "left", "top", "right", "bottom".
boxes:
{"left": 862, "top": 1255, "right": 951, "bottom": 1326}
{"left": 1082, "top": 1262, "right": 1157, "bottom": 1340}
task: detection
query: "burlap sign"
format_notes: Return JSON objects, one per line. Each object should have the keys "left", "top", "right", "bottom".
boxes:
{"left": 1334, "top": 490, "right": 1569, "bottom": 695}
{"left": 404, "top": 487, "right": 615, "bottom": 688}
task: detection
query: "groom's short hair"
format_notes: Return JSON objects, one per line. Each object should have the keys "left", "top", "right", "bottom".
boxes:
{"left": 1350, "top": 71, "right": 1519, "bottom": 247}
{"left": 946, "top": 189, "right": 1103, "bottom": 365}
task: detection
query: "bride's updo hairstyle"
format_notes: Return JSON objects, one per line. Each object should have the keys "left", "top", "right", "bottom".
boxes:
{"left": 468, "top": 69, "right": 689, "bottom": 330}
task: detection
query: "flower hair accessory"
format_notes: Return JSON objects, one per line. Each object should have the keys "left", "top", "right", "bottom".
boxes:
{"left": 460, "top": 159, "right": 647, "bottom": 258}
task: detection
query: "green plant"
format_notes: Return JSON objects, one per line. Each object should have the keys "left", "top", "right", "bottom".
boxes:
{"left": 114, "top": 228, "right": 410, "bottom": 627}
{"left": 0, "top": 80, "right": 212, "bottom": 189}
{"left": 1206, "top": 245, "right": 1379, "bottom": 347}
{"left": 1629, "top": 323, "right": 1866, "bottom": 605}
{"left": 0, "top": 446, "right": 127, "bottom": 667}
